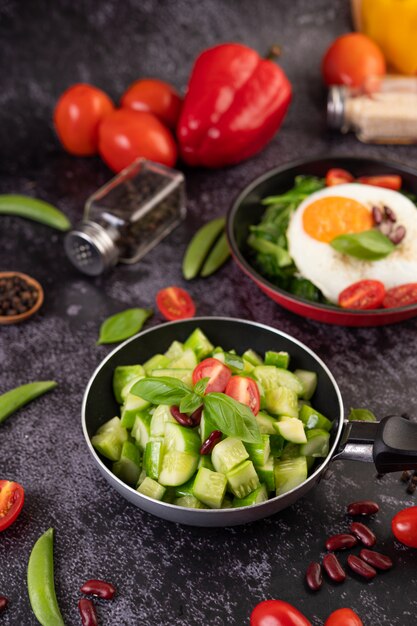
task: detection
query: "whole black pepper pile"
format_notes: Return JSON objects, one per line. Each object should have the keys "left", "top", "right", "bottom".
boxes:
{"left": 0, "top": 275, "right": 39, "bottom": 317}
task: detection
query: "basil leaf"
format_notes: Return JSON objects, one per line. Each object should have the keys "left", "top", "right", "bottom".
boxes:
{"left": 179, "top": 392, "right": 203, "bottom": 414}
{"left": 131, "top": 376, "right": 190, "bottom": 405}
{"left": 97, "top": 308, "right": 152, "bottom": 344}
{"left": 330, "top": 230, "right": 395, "bottom": 261}
{"left": 193, "top": 377, "right": 210, "bottom": 396}
{"left": 203, "top": 393, "right": 262, "bottom": 443}
{"left": 348, "top": 408, "right": 377, "bottom": 422}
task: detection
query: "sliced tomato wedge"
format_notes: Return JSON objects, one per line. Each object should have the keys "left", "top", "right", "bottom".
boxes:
{"left": 192, "top": 358, "right": 232, "bottom": 394}
{"left": 383, "top": 283, "right": 417, "bottom": 309}
{"left": 0, "top": 480, "right": 24, "bottom": 531}
{"left": 325, "top": 168, "right": 354, "bottom": 186}
{"left": 357, "top": 175, "right": 402, "bottom": 191}
{"left": 338, "top": 280, "right": 385, "bottom": 310}
{"left": 156, "top": 286, "right": 196, "bottom": 321}
{"left": 225, "top": 376, "right": 260, "bottom": 415}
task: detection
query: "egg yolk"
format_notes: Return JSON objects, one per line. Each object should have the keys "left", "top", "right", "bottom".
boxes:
{"left": 302, "top": 196, "right": 373, "bottom": 242}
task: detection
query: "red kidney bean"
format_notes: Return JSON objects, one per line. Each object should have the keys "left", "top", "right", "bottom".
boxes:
{"left": 78, "top": 598, "right": 98, "bottom": 626}
{"left": 322, "top": 553, "right": 346, "bottom": 583}
{"left": 372, "top": 206, "right": 383, "bottom": 225}
{"left": 80, "top": 579, "right": 116, "bottom": 600}
{"left": 347, "top": 554, "right": 377, "bottom": 580}
{"left": 347, "top": 500, "right": 379, "bottom": 516}
{"left": 190, "top": 406, "right": 203, "bottom": 425}
{"left": 389, "top": 225, "right": 406, "bottom": 245}
{"left": 170, "top": 406, "right": 194, "bottom": 427}
{"left": 350, "top": 522, "right": 376, "bottom": 547}
{"left": 200, "top": 430, "right": 222, "bottom": 455}
{"left": 360, "top": 549, "right": 393, "bottom": 571}
{"left": 384, "top": 205, "right": 397, "bottom": 222}
{"left": 0, "top": 596, "right": 8, "bottom": 612}
{"left": 325, "top": 533, "right": 357, "bottom": 551}
{"left": 305, "top": 562, "right": 322, "bottom": 591}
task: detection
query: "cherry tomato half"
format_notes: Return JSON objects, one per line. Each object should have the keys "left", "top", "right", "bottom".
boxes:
{"left": 324, "top": 608, "right": 363, "bottom": 626}
{"left": 225, "top": 376, "right": 260, "bottom": 415}
{"left": 392, "top": 506, "right": 417, "bottom": 548}
{"left": 322, "top": 33, "right": 386, "bottom": 87}
{"left": 338, "top": 280, "right": 385, "bottom": 310}
{"left": 250, "top": 600, "right": 312, "bottom": 626}
{"left": 121, "top": 79, "right": 182, "bottom": 129}
{"left": 0, "top": 480, "right": 24, "bottom": 532}
{"left": 192, "top": 358, "right": 232, "bottom": 394}
{"left": 156, "top": 286, "right": 195, "bottom": 321}
{"left": 383, "top": 283, "right": 417, "bottom": 309}
{"left": 325, "top": 168, "right": 354, "bottom": 186}
{"left": 98, "top": 109, "right": 177, "bottom": 173}
{"left": 357, "top": 175, "right": 402, "bottom": 191}
{"left": 54, "top": 83, "right": 114, "bottom": 156}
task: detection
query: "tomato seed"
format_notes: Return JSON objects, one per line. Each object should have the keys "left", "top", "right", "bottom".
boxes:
{"left": 0, "top": 596, "right": 8, "bottom": 612}
{"left": 80, "top": 579, "right": 116, "bottom": 600}
{"left": 322, "top": 553, "right": 346, "bottom": 583}
{"left": 200, "top": 430, "right": 222, "bottom": 455}
{"left": 350, "top": 522, "right": 376, "bottom": 547}
{"left": 347, "top": 500, "right": 379, "bottom": 516}
{"left": 170, "top": 406, "right": 194, "bottom": 427}
{"left": 325, "top": 533, "right": 357, "bottom": 551}
{"left": 359, "top": 549, "right": 393, "bottom": 571}
{"left": 305, "top": 562, "right": 322, "bottom": 591}
{"left": 347, "top": 554, "right": 377, "bottom": 580}
{"left": 78, "top": 598, "right": 98, "bottom": 626}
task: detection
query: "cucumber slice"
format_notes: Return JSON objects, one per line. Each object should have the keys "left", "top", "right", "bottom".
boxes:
{"left": 265, "top": 387, "right": 298, "bottom": 418}
{"left": 294, "top": 369, "right": 318, "bottom": 400}
{"left": 131, "top": 412, "right": 152, "bottom": 450}
{"left": 232, "top": 483, "right": 268, "bottom": 507}
{"left": 199, "top": 412, "right": 217, "bottom": 443}
{"left": 255, "top": 456, "right": 276, "bottom": 492}
{"left": 137, "top": 477, "right": 166, "bottom": 500}
{"left": 274, "top": 418, "right": 307, "bottom": 444}
{"left": 164, "top": 340, "right": 185, "bottom": 361}
{"left": 193, "top": 467, "right": 227, "bottom": 508}
{"left": 159, "top": 451, "right": 199, "bottom": 486}
{"left": 300, "top": 429, "right": 330, "bottom": 458}
{"left": 113, "top": 365, "right": 144, "bottom": 404}
{"left": 281, "top": 442, "right": 301, "bottom": 460}
{"left": 265, "top": 351, "right": 290, "bottom": 369}
{"left": 275, "top": 457, "right": 308, "bottom": 496}
{"left": 254, "top": 365, "right": 303, "bottom": 395}
{"left": 211, "top": 437, "right": 249, "bottom": 474}
{"left": 174, "top": 475, "right": 196, "bottom": 498}
{"left": 91, "top": 417, "right": 128, "bottom": 461}
{"left": 151, "top": 368, "right": 193, "bottom": 388}
{"left": 174, "top": 496, "right": 208, "bottom": 509}
{"left": 184, "top": 328, "right": 214, "bottom": 360}
{"left": 226, "top": 460, "right": 260, "bottom": 499}
{"left": 213, "top": 352, "right": 245, "bottom": 374}
{"left": 169, "top": 348, "right": 198, "bottom": 370}
{"left": 112, "top": 441, "right": 142, "bottom": 485}
{"left": 120, "top": 375, "right": 145, "bottom": 403}
{"left": 242, "top": 349, "right": 263, "bottom": 367}
{"left": 164, "top": 423, "right": 200, "bottom": 455}
{"left": 150, "top": 404, "right": 177, "bottom": 438}
{"left": 121, "top": 391, "right": 151, "bottom": 427}
{"left": 299, "top": 404, "right": 333, "bottom": 432}
{"left": 95, "top": 416, "right": 126, "bottom": 435}
{"left": 245, "top": 434, "right": 270, "bottom": 467}
{"left": 256, "top": 411, "right": 278, "bottom": 435}
{"left": 144, "top": 440, "right": 163, "bottom": 479}
{"left": 136, "top": 467, "right": 147, "bottom": 486}
{"left": 270, "top": 433, "right": 285, "bottom": 458}
{"left": 143, "top": 354, "right": 170, "bottom": 375}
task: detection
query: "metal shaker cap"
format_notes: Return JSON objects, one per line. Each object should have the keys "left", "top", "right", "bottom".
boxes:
{"left": 64, "top": 220, "right": 119, "bottom": 276}
{"left": 327, "top": 86, "right": 346, "bottom": 130}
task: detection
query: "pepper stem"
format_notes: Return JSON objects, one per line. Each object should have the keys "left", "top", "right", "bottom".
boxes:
{"left": 266, "top": 44, "right": 282, "bottom": 61}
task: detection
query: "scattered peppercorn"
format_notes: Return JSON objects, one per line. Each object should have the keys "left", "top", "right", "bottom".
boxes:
{"left": 0, "top": 275, "right": 38, "bottom": 317}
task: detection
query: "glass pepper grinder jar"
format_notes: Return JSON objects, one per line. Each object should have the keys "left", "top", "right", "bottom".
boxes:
{"left": 65, "top": 158, "right": 186, "bottom": 276}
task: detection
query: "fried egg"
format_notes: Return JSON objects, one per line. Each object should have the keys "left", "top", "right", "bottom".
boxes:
{"left": 287, "top": 183, "right": 417, "bottom": 303}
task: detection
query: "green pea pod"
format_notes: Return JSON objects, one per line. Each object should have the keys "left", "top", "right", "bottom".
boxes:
{"left": 200, "top": 231, "right": 231, "bottom": 277}
{"left": 0, "top": 194, "right": 71, "bottom": 231}
{"left": 182, "top": 217, "right": 225, "bottom": 280}
{"left": 0, "top": 381, "right": 57, "bottom": 424}
{"left": 27, "top": 528, "right": 65, "bottom": 626}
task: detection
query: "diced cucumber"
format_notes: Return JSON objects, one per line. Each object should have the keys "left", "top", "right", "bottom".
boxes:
{"left": 232, "top": 484, "right": 268, "bottom": 507}
{"left": 265, "top": 387, "right": 298, "bottom": 418}
{"left": 193, "top": 467, "right": 227, "bottom": 508}
{"left": 299, "top": 404, "right": 333, "bottom": 432}
{"left": 120, "top": 375, "right": 145, "bottom": 403}
{"left": 150, "top": 404, "right": 177, "bottom": 438}
{"left": 151, "top": 368, "right": 193, "bottom": 388}
{"left": 174, "top": 496, "right": 208, "bottom": 509}
{"left": 91, "top": 417, "right": 128, "bottom": 461}
{"left": 184, "top": 328, "right": 214, "bottom": 360}
{"left": 242, "top": 349, "right": 263, "bottom": 367}
{"left": 121, "top": 404, "right": 151, "bottom": 430}
{"left": 275, "top": 457, "right": 308, "bottom": 496}
{"left": 121, "top": 391, "right": 151, "bottom": 427}
{"left": 274, "top": 418, "right": 307, "bottom": 444}
{"left": 211, "top": 437, "right": 249, "bottom": 474}
{"left": 306, "top": 456, "right": 316, "bottom": 471}
{"left": 245, "top": 434, "right": 270, "bottom": 467}
{"left": 174, "top": 475, "right": 196, "bottom": 497}
{"left": 226, "top": 460, "right": 260, "bottom": 499}
{"left": 143, "top": 354, "right": 170, "bottom": 375}
{"left": 164, "top": 423, "right": 200, "bottom": 455}
{"left": 254, "top": 365, "right": 303, "bottom": 396}
{"left": 159, "top": 451, "right": 199, "bottom": 486}
{"left": 198, "top": 455, "right": 214, "bottom": 471}
{"left": 113, "top": 365, "right": 144, "bottom": 404}
{"left": 136, "top": 467, "right": 147, "bottom": 486}
{"left": 169, "top": 348, "right": 198, "bottom": 370}
{"left": 137, "top": 477, "right": 166, "bottom": 500}
{"left": 256, "top": 411, "right": 278, "bottom": 435}
{"left": 281, "top": 442, "right": 301, "bottom": 460}
{"left": 294, "top": 369, "right": 318, "bottom": 400}
{"left": 300, "top": 429, "right": 330, "bottom": 458}
{"left": 199, "top": 412, "right": 216, "bottom": 443}
{"left": 164, "top": 340, "right": 185, "bottom": 361}
{"left": 255, "top": 456, "right": 276, "bottom": 492}
{"left": 270, "top": 434, "right": 285, "bottom": 458}
{"left": 144, "top": 440, "right": 163, "bottom": 479}
{"left": 131, "top": 412, "right": 152, "bottom": 450}
{"left": 95, "top": 416, "right": 126, "bottom": 435}
{"left": 265, "top": 351, "right": 290, "bottom": 369}
{"left": 112, "top": 441, "right": 142, "bottom": 485}
{"left": 213, "top": 352, "right": 245, "bottom": 374}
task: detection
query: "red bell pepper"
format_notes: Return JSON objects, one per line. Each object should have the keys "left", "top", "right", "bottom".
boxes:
{"left": 177, "top": 43, "right": 292, "bottom": 168}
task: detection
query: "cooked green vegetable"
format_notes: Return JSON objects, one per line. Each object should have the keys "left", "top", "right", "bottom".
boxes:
{"left": 0, "top": 195, "right": 71, "bottom": 231}
{"left": 330, "top": 229, "right": 395, "bottom": 260}
{"left": 97, "top": 308, "right": 152, "bottom": 345}
{"left": 182, "top": 217, "right": 226, "bottom": 279}
{"left": 0, "top": 381, "right": 57, "bottom": 424}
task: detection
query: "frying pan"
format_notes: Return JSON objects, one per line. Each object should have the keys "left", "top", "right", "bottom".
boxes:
{"left": 82, "top": 318, "right": 417, "bottom": 526}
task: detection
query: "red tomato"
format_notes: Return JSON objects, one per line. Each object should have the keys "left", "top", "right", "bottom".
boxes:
{"left": 0, "top": 480, "right": 24, "bottom": 532}
{"left": 383, "top": 283, "right": 417, "bottom": 309}
{"left": 250, "top": 600, "right": 312, "bottom": 626}
{"left": 392, "top": 506, "right": 417, "bottom": 548}
{"left": 98, "top": 109, "right": 177, "bottom": 173}
{"left": 322, "top": 33, "right": 386, "bottom": 87}
{"left": 156, "top": 286, "right": 195, "bottom": 321}
{"left": 121, "top": 79, "right": 182, "bottom": 129}
{"left": 325, "top": 168, "right": 354, "bottom": 186}
{"left": 54, "top": 83, "right": 114, "bottom": 156}
{"left": 225, "top": 376, "right": 260, "bottom": 415}
{"left": 338, "top": 280, "right": 385, "bottom": 310}
{"left": 357, "top": 175, "right": 402, "bottom": 191}
{"left": 324, "top": 608, "right": 363, "bottom": 626}
{"left": 192, "top": 358, "right": 232, "bottom": 394}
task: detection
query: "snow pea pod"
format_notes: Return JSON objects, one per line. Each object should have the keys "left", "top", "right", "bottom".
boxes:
{"left": 0, "top": 195, "right": 71, "bottom": 231}
{"left": 182, "top": 217, "right": 225, "bottom": 280}
{"left": 0, "top": 381, "right": 57, "bottom": 424}
{"left": 200, "top": 231, "right": 230, "bottom": 277}
{"left": 27, "top": 528, "right": 65, "bottom": 626}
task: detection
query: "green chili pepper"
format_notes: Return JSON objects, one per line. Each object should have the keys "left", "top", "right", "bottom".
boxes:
{"left": 27, "top": 528, "right": 65, "bottom": 626}
{"left": 200, "top": 231, "right": 231, "bottom": 277}
{"left": 0, "top": 381, "right": 57, "bottom": 424}
{"left": 182, "top": 217, "right": 225, "bottom": 280}
{"left": 0, "top": 195, "right": 71, "bottom": 231}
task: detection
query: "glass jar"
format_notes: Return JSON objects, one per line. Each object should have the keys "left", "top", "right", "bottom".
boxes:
{"left": 65, "top": 159, "right": 186, "bottom": 276}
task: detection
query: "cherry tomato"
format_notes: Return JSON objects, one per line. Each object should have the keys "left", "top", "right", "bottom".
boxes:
{"left": 357, "top": 175, "right": 402, "bottom": 191}
{"left": 325, "top": 168, "right": 354, "bottom": 186}
{"left": 225, "top": 376, "right": 260, "bottom": 415}
{"left": 250, "top": 600, "right": 312, "bottom": 626}
{"left": 121, "top": 79, "right": 182, "bottom": 129}
{"left": 383, "top": 283, "right": 417, "bottom": 309}
{"left": 338, "top": 280, "right": 385, "bottom": 310}
{"left": 322, "top": 33, "right": 386, "bottom": 87}
{"left": 0, "top": 480, "right": 24, "bottom": 531}
{"left": 192, "top": 358, "right": 232, "bottom": 394}
{"left": 98, "top": 109, "right": 177, "bottom": 173}
{"left": 156, "top": 286, "right": 195, "bottom": 321}
{"left": 392, "top": 506, "right": 417, "bottom": 548}
{"left": 54, "top": 83, "right": 114, "bottom": 156}
{"left": 324, "top": 608, "right": 363, "bottom": 626}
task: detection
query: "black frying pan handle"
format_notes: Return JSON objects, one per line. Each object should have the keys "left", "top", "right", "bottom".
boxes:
{"left": 373, "top": 415, "right": 417, "bottom": 473}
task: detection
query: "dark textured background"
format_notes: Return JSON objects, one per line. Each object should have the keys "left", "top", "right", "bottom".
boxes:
{"left": 1, "top": 1, "right": 417, "bottom": 624}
